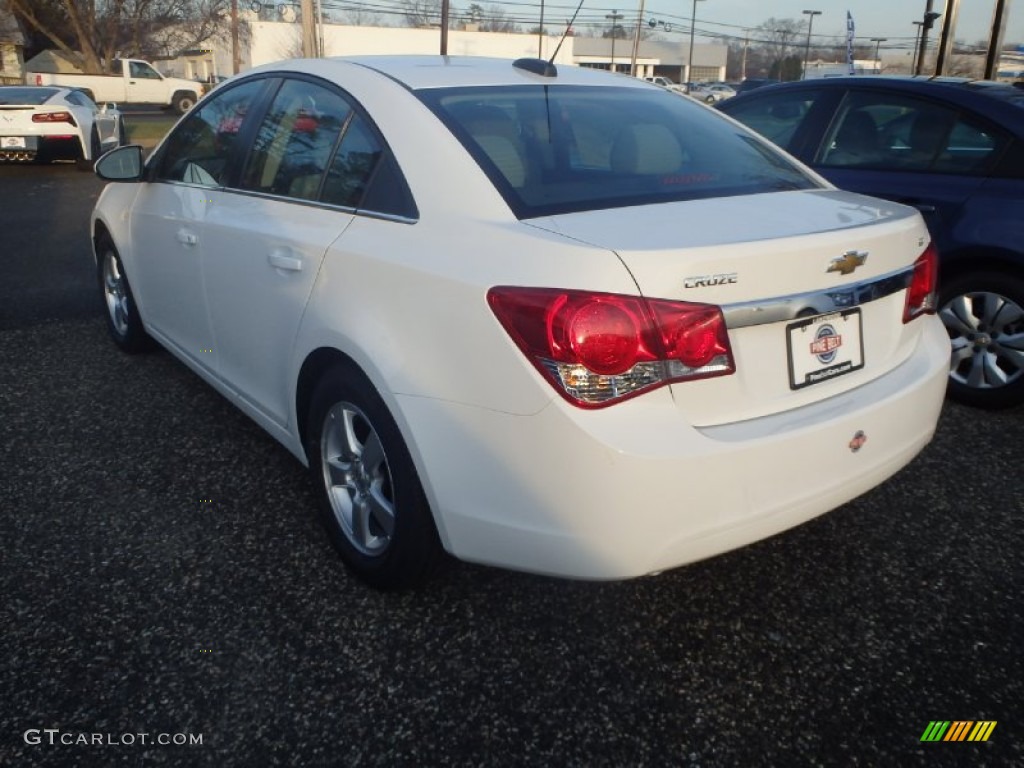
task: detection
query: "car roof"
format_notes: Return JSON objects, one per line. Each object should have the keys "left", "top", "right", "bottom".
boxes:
{"left": 252, "top": 55, "right": 653, "bottom": 92}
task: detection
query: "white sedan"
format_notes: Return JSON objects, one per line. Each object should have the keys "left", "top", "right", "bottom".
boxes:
{"left": 90, "top": 56, "right": 949, "bottom": 588}
{"left": 0, "top": 85, "right": 124, "bottom": 165}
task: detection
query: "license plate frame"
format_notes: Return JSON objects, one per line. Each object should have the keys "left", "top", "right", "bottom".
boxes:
{"left": 786, "top": 308, "right": 864, "bottom": 390}
{"left": 1, "top": 136, "right": 27, "bottom": 149}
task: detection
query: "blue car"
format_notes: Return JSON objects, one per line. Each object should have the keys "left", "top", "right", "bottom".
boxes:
{"left": 719, "top": 76, "right": 1024, "bottom": 408}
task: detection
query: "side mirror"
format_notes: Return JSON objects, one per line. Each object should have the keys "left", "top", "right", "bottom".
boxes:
{"left": 95, "top": 144, "right": 144, "bottom": 181}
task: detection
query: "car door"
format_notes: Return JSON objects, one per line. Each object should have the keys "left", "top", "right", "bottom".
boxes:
{"left": 125, "top": 60, "right": 171, "bottom": 104}
{"left": 809, "top": 89, "right": 1006, "bottom": 255}
{"left": 128, "top": 78, "right": 268, "bottom": 371}
{"left": 199, "top": 77, "right": 369, "bottom": 426}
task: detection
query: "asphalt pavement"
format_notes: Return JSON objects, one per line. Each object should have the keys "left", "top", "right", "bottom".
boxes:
{"left": 1, "top": 163, "right": 1021, "bottom": 767}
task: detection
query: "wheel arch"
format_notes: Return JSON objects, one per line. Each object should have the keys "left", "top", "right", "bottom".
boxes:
{"left": 294, "top": 344, "right": 454, "bottom": 552}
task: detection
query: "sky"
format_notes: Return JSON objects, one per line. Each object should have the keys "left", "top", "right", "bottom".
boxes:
{"left": 585, "top": 0, "right": 1023, "bottom": 54}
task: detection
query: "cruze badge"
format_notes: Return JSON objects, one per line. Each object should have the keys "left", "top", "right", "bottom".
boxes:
{"left": 827, "top": 251, "right": 868, "bottom": 275}
{"left": 684, "top": 272, "right": 738, "bottom": 289}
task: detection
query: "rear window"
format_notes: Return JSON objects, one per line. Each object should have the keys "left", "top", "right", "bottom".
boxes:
{"left": 0, "top": 87, "right": 58, "bottom": 105}
{"left": 418, "top": 85, "right": 818, "bottom": 219}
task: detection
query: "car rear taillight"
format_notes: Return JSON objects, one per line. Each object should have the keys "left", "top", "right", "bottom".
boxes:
{"left": 488, "top": 287, "right": 734, "bottom": 407}
{"left": 32, "top": 111, "right": 76, "bottom": 125}
{"left": 903, "top": 242, "right": 938, "bottom": 323}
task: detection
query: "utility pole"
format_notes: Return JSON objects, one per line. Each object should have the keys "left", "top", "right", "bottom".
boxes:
{"left": 934, "top": 0, "right": 962, "bottom": 76}
{"left": 630, "top": 0, "right": 646, "bottom": 76}
{"left": 606, "top": 10, "right": 623, "bottom": 72}
{"left": 301, "top": 0, "right": 318, "bottom": 57}
{"left": 802, "top": 10, "right": 821, "bottom": 80}
{"left": 231, "top": 0, "right": 240, "bottom": 73}
{"left": 440, "top": 0, "right": 449, "bottom": 55}
{"left": 741, "top": 31, "right": 749, "bottom": 80}
{"left": 984, "top": 0, "right": 1011, "bottom": 80}
{"left": 687, "top": 0, "right": 705, "bottom": 85}
{"left": 912, "top": 21, "right": 923, "bottom": 74}
{"left": 915, "top": 0, "right": 941, "bottom": 75}
{"left": 870, "top": 37, "right": 887, "bottom": 72}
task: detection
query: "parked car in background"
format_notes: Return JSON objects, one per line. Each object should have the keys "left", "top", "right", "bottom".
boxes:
{"left": 707, "top": 84, "right": 737, "bottom": 100}
{"left": 91, "top": 56, "right": 947, "bottom": 588}
{"left": 718, "top": 76, "right": 1024, "bottom": 408}
{"left": 0, "top": 85, "right": 125, "bottom": 166}
{"left": 28, "top": 58, "right": 203, "bottom": 114}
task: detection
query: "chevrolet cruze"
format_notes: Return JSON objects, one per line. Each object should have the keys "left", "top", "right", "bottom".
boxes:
{"left": 91, "top": 56, "right": 949, "bottom": 588}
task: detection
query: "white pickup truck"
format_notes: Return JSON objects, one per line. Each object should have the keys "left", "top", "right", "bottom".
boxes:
{"left": 28, "top": 58, "right": 203, "bottom": 114}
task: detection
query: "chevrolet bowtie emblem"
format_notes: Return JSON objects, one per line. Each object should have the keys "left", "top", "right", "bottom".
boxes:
{"left": 827, "top": 251, "right": 868, "bottom": 275}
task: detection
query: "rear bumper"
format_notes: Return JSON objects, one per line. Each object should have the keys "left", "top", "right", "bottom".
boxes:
{"left": 398, "top": 316, "right": 949, "bottom": 579}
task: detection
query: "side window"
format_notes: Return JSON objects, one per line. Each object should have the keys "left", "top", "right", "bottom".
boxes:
{"left": 153, "top": 79, "right": 265, "bottom": 187}
{"left": 129, "top": 61, "right": 162, "bottom": 80}
{"left": 724, "top": 92, "right": 819, "bottom": 149}
{"left": 819, "top": 91, "right": 1009, "bottom": 174}
{"left": 321, "top": 115, "right": 382, "bottom": 208}
{"left": 239, "top": 79, "right": 353, "bottom": 201}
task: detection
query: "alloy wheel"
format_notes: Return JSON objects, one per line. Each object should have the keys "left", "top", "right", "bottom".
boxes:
{"left": 320, "top": 401, "right": 396, "bottom": 556}
{"left": 940, "top": 289, "right": 1024, "bottom": 390}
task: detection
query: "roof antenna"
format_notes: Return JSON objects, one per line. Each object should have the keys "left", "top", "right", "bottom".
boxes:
{"left": 513, "top": 0, "right": 584, "bottom": 77}
{"left": 550, "top": 0, "right": 585, "bottom": 67}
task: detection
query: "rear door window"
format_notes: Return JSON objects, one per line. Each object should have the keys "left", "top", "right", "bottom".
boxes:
{"left": 819, "top": 90, "right": 1010, "bottom": 175}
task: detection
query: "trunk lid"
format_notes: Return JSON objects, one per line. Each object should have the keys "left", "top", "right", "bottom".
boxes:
{"left": 527, "top": 189, "right": 933, "bottom": 426}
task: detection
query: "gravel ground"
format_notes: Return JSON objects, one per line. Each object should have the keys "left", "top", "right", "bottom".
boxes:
{"left": 1, "top": 164, "right": 1021, "bottom": 767}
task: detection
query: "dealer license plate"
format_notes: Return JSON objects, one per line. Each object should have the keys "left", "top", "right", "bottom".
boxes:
{"left": 1, "top": 136, "right": 26, "bottom": 149}
{"left": 786, "top": 309, "right": 864, "bottom": 389}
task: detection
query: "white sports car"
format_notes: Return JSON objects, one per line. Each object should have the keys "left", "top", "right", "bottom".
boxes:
{"left": 90, "top": 56, "right": 949, "bottom": 588}
{"left": 0, "top": 85, "right": 125, "bottom": 165}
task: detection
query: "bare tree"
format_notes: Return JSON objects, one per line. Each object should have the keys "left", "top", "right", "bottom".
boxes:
{"left": 9, "top": 0, "right": 232, "bottom": 73}
{"left": 752, "top": 17, "right": 804, "bottom": 73}
{"left": 401, "top": 0, "right": 443, "bottom": 28}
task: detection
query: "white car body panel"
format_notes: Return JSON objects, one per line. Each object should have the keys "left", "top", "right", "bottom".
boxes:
{"left": 90, "top": 55, "right": 949, "bottom": 580}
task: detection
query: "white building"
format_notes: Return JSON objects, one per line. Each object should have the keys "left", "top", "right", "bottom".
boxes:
{"left": 159, "top": 16, "right": 727, "bottom": 85}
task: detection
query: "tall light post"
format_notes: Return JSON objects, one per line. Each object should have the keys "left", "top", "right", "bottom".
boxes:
{"left": 870, "top": 37, "right": 887, "bottom": 72}
{"left": 911, "top": 21, "right": 923, "bottom": 73}
{"left": 687, "top": 0, "right": 705, "bottom": 86}
{"left": 606, "top": 9, "right": 623, "bottom": 72}
{"left": 801, "top": 9, "right": 821, "bottom": 80}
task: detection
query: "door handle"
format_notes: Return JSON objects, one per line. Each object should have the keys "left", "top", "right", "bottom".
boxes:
{"left": 176, "top": 229, "right": 198, "bottom": 246}
{"left": 268, "top": 251, "right": 302, "bottom": 272}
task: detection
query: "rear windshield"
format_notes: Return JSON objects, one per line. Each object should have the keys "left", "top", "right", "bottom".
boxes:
{"left": 0, "top": 87, "right": 58, "bottom": 106}
{"left": 418, "top": 84, "right": 818, "bottom": 218}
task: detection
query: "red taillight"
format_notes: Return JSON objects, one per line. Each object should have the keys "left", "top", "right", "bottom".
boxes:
{"left": 488, "top": 287, "right": 734, "bottom": 407}
{"left": 32, "top": 111, "right": 76, "bottom": 125}
{"left": 903, "top": 242, "right": 939, "bottom": 323}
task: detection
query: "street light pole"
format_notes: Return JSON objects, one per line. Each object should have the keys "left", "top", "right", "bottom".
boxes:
{"left": 606, "top": 9, "right": 623, "bottom": 72}
{"left": 801, "top": 9, "right": 821, "bottom": 80}
{"left": 687, "top": 0, "right": 705, "bottom": 86}
{"left": 870, "top": 37, "right": 887, "bottom": 72}
{"left": 912, "top": 21, "right": 923, "bottom": 73}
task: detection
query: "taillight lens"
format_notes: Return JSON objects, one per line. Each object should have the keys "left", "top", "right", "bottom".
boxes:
{"left": 488, "top": 287, "right": 735, "bottom": 407}
{"left": 32, "top": 111, "right": 76, "bottom": 125}
{"left": 903, "top": 242, "right": 938, "bottom": 323}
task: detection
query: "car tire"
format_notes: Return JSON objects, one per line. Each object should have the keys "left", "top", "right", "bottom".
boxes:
{"left": 77, "top": 129, "right": 100, "bottom": 171}
{"left": 306, "top": 364, "right": 444, "bottom": 589}
{"left": 118, "top": 120, "right": 127, "bottom": 147}
{"left": 96, "top": 235, "right": 152, "bottom": 353}
{"left": 172, "top": 91, "right": 197, "bottom": 114}
{"left": 939, "top": 271, "right": 1024, "bottom": 409}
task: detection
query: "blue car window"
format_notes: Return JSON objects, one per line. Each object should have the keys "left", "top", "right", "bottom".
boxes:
{"left": 820, "top": 91, "right": 1009, "bottom": 176}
